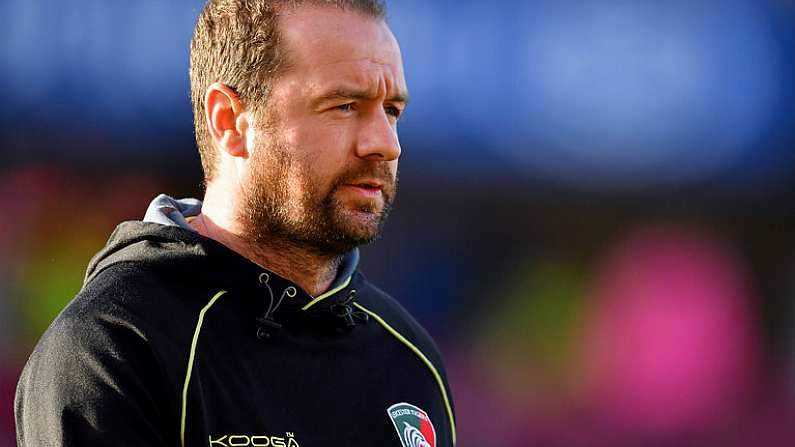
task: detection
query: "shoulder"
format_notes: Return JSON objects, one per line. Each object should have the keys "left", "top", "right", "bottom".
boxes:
{"left": 19, "top": 263, "right": 176, "bottom": 393}
{"left": 77, "top": 260, "right": 215, "bottom": 333}
{"left": 34, "top": 260, "right": 212, "bottom": 372}
{"left": 15, "top": 263, "right": 186, "bottom": 445}
{"left": 351, "top": 272, "right": 457, "bottom": 424}
{"left": 39, "top": 263, "right": 184, "bottom": 350}
{"left": 352, "top": 273, "right": 447, "bottom": 370}
{"left": 16, "top": 261, "right": 199, "bottom": 407}
{"left": 353, "top": 275, "right": 419, "bottom": 330}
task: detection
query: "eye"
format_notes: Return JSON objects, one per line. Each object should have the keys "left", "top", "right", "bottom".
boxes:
{"left": 335, "top": 103, "right": 354, "bottom": 112}
{"left": 385, "top": 105, "right": 403, "bottom": 120}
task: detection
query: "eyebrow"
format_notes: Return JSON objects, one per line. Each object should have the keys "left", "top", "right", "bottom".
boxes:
{"left": 313, "top": 87, "right": 410, "bottom": 107}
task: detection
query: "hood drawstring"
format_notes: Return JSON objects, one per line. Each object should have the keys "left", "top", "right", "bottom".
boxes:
{"left": 330, "top": 289, "right": 369, "bottom": 330}
{"left": 255, "top": 275, "right": 367, "bottom": 338}
{"left": 255, "top": 272, "right": 296, "bottom": 340}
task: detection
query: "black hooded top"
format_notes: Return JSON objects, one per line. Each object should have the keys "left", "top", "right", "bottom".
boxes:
{"left": 15, "top": 205, "right": 456, "bottom": 447}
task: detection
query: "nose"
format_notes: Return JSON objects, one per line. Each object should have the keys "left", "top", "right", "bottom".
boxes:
{"left": 355, "top": 109, "right": 401, "bottom": 161}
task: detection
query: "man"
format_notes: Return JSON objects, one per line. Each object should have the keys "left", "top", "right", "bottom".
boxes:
{"left": 14, "top": 1, "right": 456, "bottom": 446}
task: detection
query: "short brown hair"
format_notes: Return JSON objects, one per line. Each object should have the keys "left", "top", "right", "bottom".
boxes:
{"left": 189, "top": 0, "right": 386, "bottom": 183}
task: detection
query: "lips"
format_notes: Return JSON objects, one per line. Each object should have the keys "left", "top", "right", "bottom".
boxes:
{"left": 340, "top": 179, "right": 386, "bottom": 199}
{"left": 348, "top": 179, "right": 384, "bottom": 190}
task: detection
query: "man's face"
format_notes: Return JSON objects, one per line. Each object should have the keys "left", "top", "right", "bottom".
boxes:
{"left": 240, "top": 6, "right": 407, "bottom": 256}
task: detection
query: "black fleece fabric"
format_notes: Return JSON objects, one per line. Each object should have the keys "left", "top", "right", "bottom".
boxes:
{"left": 15, "top": 221, "right": 455, "bottom": 446}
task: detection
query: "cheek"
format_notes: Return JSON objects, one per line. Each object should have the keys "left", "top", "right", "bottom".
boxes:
{"left": 291, "top": 119, "right": 352, "bottom": 159}
{"left": 281, "top": 157, "right": 329, "bottom": 201}
{"left": 290, "top": 136, "right": 351, "bottom": 181}
{"left": 281, "top": 114, "right": 363, "bottom": 187}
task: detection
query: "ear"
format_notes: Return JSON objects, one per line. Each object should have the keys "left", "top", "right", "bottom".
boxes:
{"left": 204, "top": 83, "right": 249, "bottom": 158}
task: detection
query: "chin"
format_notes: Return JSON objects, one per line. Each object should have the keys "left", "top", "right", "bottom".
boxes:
{"left": 340, "top": 219, "right": 381, "bottom": 242}
{"left": 333, "top": 211, "right": 384, "bottom": 243}
{"left": 317, "top": 197, "right": 389, "bottom": 249}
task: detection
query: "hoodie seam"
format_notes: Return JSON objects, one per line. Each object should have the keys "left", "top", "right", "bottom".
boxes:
{"left": 180, "top": 290, "right": 228, "bottom": 447}
{"left": 301, "top": 275, "right": 353, "bottom": 311}
{"left": 83, "top": 260, "right": 156, "bottom": 289}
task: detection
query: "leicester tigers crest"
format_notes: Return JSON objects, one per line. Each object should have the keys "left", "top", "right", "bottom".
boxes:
{"left": 387, "top": 402, "right": 437, "bottom": 447}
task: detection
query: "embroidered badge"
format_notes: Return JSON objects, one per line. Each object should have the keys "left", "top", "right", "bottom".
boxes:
{"left": 387, "top": 402, "right": 437, "bottom": 447}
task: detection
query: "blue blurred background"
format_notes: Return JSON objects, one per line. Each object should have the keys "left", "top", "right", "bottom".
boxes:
{"left": 3, "top": 0, "right": 795, "bottom": 445}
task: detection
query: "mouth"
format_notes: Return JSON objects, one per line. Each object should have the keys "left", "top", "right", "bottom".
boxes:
{"left": 353, "top": 178, "right": 384, "bottom": 187}
{"left": 353, "top": 182, "right": 382, "bottom": 191}
{"left": 348, "top": 178, "right": 384, "bottom": 190}
{"left": 340, "top": 180, "right": 385, "bottom": 198}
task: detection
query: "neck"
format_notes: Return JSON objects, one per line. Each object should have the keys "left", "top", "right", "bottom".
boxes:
{"left": 192, "top": 192, "right": 342, "bottom": 296}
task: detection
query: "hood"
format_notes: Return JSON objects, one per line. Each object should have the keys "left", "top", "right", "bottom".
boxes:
{"left": 85, "top": 194, "right": 359, "bottom": 290}
{"left": 83, "top": 195, "right": 365, "bottom": 337}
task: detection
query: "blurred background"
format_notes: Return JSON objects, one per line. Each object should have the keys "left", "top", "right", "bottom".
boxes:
{"left": 3, "top": 0, "right": 795, "bottom": 445}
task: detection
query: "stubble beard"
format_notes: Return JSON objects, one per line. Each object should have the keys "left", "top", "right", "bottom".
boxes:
{"left": 240, "top": 138, "right": 397, "bottom": 258}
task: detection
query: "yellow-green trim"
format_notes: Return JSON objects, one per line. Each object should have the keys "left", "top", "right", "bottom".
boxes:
{"left": 181, "top": 290, "right": 228, "bottom": 447}
{"left": 352, "top": 302, "right": 457, "bottom": 446}
{"left": 301, "top": 276, "right": 352, "bottom": 310}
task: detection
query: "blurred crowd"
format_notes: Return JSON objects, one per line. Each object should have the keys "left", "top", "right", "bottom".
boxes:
{"left": 448, "top": 224, "right": 795, "bottom": 446}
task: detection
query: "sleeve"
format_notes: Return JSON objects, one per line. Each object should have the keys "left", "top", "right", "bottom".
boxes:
{"left": 14, "top": 303, "right": 175, "bottom": 447}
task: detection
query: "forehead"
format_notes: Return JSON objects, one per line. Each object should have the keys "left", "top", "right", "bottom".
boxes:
{"left": 277, "top": 5, "right": 406, "bottom": 91}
